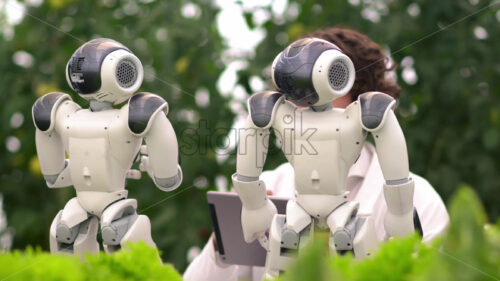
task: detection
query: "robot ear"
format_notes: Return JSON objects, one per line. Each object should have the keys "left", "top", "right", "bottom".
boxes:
{"left": 99, "top": 50, "right": 144, "bottom": 104}
{"left": 312, "top": 49, "right": 356, "bottom": 104}
{"left": 113, "top": 53, "right": 143, "bottom": 90}
{"left": 270, "top": 51, "right": 282, "bottom": 90}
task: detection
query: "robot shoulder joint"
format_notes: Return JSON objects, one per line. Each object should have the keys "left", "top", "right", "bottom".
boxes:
{"left": 358, "top": 92, "right": 396, "bottom": 132}
{"left": 128, "top": 92, "right": 168, "bottom": 135}
{"left": 248, "top": 91, "right": 284, "bottom": 129}
{"left": 32, "top": 92, "right": 72, "bottom": 132}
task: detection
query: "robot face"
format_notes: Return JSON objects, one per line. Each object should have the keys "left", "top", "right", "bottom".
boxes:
{"left": 271, "top": 38, "right": 355, "bottom": 107}
{"left": 66, "top": 38, "right": 144, "bottom": 105}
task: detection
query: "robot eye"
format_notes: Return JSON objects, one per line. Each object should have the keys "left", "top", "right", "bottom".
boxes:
{"left": 328, "top": 59, "right": 350, "bottom": 91}
{"left": 115, "top": 59, "right": 138, "bottom": 88}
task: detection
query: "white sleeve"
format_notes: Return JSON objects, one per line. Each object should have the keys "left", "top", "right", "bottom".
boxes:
{"left": 411, "top": 173, "right": 450, "bottom": 242}
{"left": 259, "top": 163, "right": 295, "bottom": 198}
{"left": 183, "top": 239, "right": 248, "bottom": 281}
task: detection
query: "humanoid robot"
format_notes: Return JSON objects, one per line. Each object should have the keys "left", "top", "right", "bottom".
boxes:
{"left": 232, "top": 38, "right": 421, "bottom": 277}
{"left": 32, "top": 38, "right": 182, "bottom": 256}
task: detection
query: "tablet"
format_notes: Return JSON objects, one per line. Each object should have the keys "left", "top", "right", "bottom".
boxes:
{"left": 207, "top": 191, "right": 288, "bottom": 266}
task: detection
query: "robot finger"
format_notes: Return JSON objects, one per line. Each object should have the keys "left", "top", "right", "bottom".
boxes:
{"left": 140, "top": 145, "right": 148, "bottom": 155}
{"left": 139, "top": 156, "right": 150, "bottom": 172}
{"left": 139, "top": 156, "right": 155, "bottom": 180}
{"left": 258, "top": 234, "right": 270, "bottom": 251}
{"left": 126, "top": 169, "right": 142, "bottom": 180}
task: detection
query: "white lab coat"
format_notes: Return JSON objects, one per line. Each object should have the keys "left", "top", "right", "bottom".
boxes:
{"left": 184, "top": 143, "right": 449, "bottom": 281}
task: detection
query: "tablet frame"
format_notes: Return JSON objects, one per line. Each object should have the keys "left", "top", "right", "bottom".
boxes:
{"left": 207, "top": 191, "right": 288, "bottom": 266}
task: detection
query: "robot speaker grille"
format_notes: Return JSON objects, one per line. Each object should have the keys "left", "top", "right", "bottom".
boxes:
{"left": 328, "top": 60, "right": 349, "bottom": 91}
{"left": 116, "top": 59, "right": 138, "bottom": 88}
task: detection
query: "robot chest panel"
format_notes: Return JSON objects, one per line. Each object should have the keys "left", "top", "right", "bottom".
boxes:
{"left": 274, "top": 107, "right": 365, "bottom": 194}
{"left": 60, "top": 109, "right": 140, "bottom": 191}
{"left": 61, "top": 109, "right": 115, "bottom": 139}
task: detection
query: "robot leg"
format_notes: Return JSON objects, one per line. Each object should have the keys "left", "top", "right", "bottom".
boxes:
{"left": 49, "top": 198, "right": 99, "bottom": 257}
{"left": 264, "top": 200, "right": 313, "bottom": 278}
{"left": 327, "top": 202, "right": 378, "bottom": 258}
{"left": 100, "top": 199, "right": 156, "bottom": 253}
{"left": 351, "top": 216, "right": 378, "bottom": 259}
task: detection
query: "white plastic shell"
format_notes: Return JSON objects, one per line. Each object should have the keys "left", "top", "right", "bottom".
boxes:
{"left": 65, "top": 49, "right": 144, "bottom": 105}
{"left": 99, "top": 49, "right": 144, "bottom": 104}
{"left": 312, "top": 49, "right": 355, "bottom": 105}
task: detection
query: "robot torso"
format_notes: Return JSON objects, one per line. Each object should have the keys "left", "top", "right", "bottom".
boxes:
{"left": 54, "top": 101, "right": 142, "bottom": 194}
{"left": 272, "top": 100, "right": 366, "bottom": 197}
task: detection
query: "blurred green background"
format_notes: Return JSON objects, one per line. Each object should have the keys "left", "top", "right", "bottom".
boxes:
{"left": 0, "top": 0, "right": 498, "bottom": 272}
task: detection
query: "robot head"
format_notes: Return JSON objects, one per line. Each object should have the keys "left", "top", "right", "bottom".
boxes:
{"left": 66, "top": 38, "right": 144, "bottom": 105}
{"left": 271, "top": 38, "right": 355, "bottom": 107}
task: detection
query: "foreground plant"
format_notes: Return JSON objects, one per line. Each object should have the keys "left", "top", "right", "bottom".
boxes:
{"left": 275, "top": 186, "right": 500, "bottom": 281}
{"left": 0, "top": 242, "right": 182, "bottom": 281}
{"left": 0, "top": 186, "right": 498, "bottom": 281}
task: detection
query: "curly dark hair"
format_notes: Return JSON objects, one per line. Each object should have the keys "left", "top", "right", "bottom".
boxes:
{"left": 307, "top": 27, "right": 401, "bottom": 101}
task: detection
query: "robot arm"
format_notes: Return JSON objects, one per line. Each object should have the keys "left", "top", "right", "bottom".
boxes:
{"left": 232, "top": 91, "right": 283, "bottom": 245}
{"left": 32, "top": 92, "right": 74, "bottom": 188}
{"left": 358, "top": 92, "right": 420, "bottom": 238}
{"left": 128, "top": 92, "right": 182, "bottom": 191}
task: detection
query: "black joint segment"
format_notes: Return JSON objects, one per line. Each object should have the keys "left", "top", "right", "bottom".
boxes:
{"left": 128, "top": 92, "right": 166, "bottom": 135}
{"left": 413, "top": 208, "right": 423, "bottom": 238}
{"left": 33, "top": 92, "right": 68, "bottom": 131}
{"left": 359, "top": 92, "right": 395, "bottom": 130}
{"left": 249, "top": 91, "right": 283, "bottom": 128}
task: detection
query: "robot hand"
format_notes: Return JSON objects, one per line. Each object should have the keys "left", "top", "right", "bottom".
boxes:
{"left": 383, "top": 179, "right": 416, "bottom": 237}
{"left": 125, "top": 169, "right": 142, "bottom": 180}
{"left": 384, "top": 210, "right": 415, "bottom": 237}
{"left": 232, "top": 174, "right": 277, "bottom": 245}
{"left": 139, "top": 157, "right": 154, "bottom": 180}
{"left": 241, "top": 199, "right": 277, "bottom": 246}
{"left": 139, "top": 145, "right": 154, "bottom": 180}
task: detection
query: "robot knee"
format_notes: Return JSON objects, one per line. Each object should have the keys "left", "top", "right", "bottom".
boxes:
{"left": 56, "top": 223, "right": 79, "bottom": 244}
{"left": 281, "top": 229, "right": 299, "bottom": 250}
{"left": 333, "top": 229, "right": 354, "bottom": 251}
{"left": 101, "top": 214, "right": 138, "bottom": 246}
{"left": 331, "top": 216, "right": 378, "bottom": 258}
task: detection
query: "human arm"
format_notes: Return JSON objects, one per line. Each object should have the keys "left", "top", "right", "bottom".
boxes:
{"left": 411, "top": 174, "right": 449, "bottom": 242}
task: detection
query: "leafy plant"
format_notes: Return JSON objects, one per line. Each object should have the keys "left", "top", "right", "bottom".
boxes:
{"left": 0, "top": 242, "right": 182, "bottom": 281}
{"left": 275, "top": 186, "right": 500, "bottom": 281}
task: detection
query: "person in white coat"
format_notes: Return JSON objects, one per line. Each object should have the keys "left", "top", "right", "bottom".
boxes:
{"left": 184, "top": 27, "right": 449, "bottom": 281}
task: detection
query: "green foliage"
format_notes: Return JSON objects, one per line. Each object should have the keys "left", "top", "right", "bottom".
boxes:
{"left": 0, "top": 242, "right": 182, "bottom": 281}
{"left": 275, "top": 186, "right": 500, "bottom": 281}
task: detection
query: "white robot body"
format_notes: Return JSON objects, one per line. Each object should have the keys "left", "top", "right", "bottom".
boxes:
{"left": 34, "top": 92, "right": 181, "bottom": 256}
{"left": 272, "top": 100, "right": 365, "bottom": 197}
{"left": 235, "top": 94, "right": 415, "bottom": 276}
{"left": 33, "top": 38, "right": 182, "bottom": 257}
{"left": 233, "top": 38, "right": 420, "bottom": 277}
{"left": 52, "top": 101, "right": 140, "bottom": 215}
